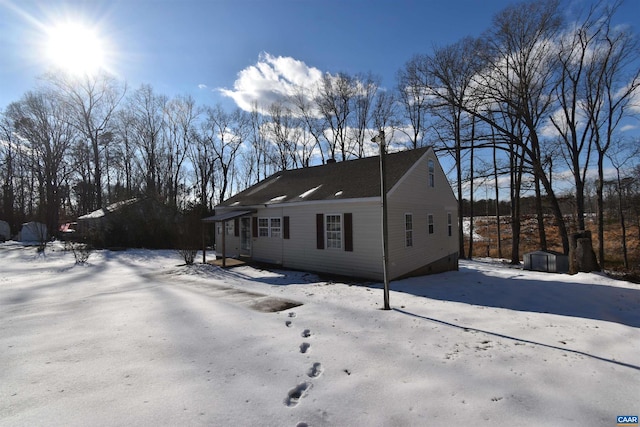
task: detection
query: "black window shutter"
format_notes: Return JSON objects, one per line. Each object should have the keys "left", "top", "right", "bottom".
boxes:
{"left": 234, "top": 218, "right": 240, "bottom": 237}
{"left": 283, "top": 216, "right": 290, "bottom": 239}
{"left": 252, "top": 217, "right": 258, "bottom": 238}
{"left": 316, "top": 213, "right": 324, "bottom": 249}
{"left": 344, "top": 213, "right": 353, "bottom": 252}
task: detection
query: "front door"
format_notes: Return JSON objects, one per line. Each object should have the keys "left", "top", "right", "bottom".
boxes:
{"left": 240, "top": 217, "right": 251, "bottom": 256}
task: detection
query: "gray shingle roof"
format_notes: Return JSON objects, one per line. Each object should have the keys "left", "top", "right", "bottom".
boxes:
{"left": 217, "top": 147, "right": 430, "bottom": 207}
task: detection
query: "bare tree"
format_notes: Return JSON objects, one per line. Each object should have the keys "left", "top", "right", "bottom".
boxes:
{"left": 606, "top": 139, "right": 640, "bottom": 269}
{"left": 581, "top": 1, "right": 640, "bottom": 267}
{"left": 350, "top": 73, "right": 380, "bottom": 157}
{"left": 203, "top": 105, "right": 249, "bottom": 203}
{"left": 316, "top": 72, "right": 355, "bottom": 161}
{"left": 6, "top": 90, "right": 76, "bottom": 238}
{"left": 128, "top": 84, "right": 167, "bottom": 199}
{"left": 45, "top": 70, "right": 126, "bottom": 210}
{"left": 266, "top": 102, "right": 300, "bottom": 171}
{"left": 414, "top": 36, "right": 488, "bottom": 259}
{"left": 291, "top": 88, "right": 324, "bottom": 164}
{"left": 396, "top": 55, "right": 430, "bottom": 148}
{"left": 163, "top": 94, "right": 200, "bottom": 208}
{"left": 466, "top": 0, "right": 567, "bottom": 259}
{"left": 0, "top": 111, "right": 18, "bottom": 228}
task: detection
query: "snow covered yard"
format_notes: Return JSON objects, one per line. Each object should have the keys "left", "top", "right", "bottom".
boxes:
{"left": 1, "top": 242, "right": 638, "bottom": 427}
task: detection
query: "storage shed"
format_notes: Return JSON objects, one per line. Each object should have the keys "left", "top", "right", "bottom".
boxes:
{"left": 523, "top": 250, "right": 569, "bottom": 273}
{"left": 0, "top": 220, "right": 10, "bottom": 241}
{"left": 18, "top": 222, "right": 48, "bottom": 243}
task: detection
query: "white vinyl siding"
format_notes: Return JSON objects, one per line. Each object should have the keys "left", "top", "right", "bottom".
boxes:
{"left": 386, "top": 149, "right": 459, "bottom": 280}
{"left": 273, "top": 201, "right": 382, "bottom": 280}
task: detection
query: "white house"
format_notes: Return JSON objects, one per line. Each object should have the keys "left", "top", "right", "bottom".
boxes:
{"left": 203, "top": 147, "right": 459, "bottom": 281}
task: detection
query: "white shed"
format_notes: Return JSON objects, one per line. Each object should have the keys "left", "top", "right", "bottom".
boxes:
{"left": 18, "top": 222, "right": 48, "bottom": 243}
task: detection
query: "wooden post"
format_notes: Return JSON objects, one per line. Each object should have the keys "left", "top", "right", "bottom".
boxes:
{"left": 202, "top": 224, "right": 206, "bottom": 264}
{"left": 221, "top": 220, "right": 226, "bottom": 268}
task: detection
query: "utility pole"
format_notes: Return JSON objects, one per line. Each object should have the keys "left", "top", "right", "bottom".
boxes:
{"left": 372, "top": 131, "right": 390, "bottom": 310}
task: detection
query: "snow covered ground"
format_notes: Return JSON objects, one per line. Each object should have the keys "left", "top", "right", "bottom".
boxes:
{"left": 1, "top": 242, "right": 638, "bottom": 426}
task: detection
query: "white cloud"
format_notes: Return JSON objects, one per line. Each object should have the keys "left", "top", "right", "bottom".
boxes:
{"left": 198, "top": 83, "right": 208, "bottom": 89}
{"left": 220, "top": 52, "right": 324, "bottom": 112}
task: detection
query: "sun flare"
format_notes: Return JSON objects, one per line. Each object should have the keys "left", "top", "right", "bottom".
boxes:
{"left": 45, "top": 21, "right": 107, "bottom": 76}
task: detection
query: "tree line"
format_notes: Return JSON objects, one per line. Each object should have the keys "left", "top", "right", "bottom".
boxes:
{"left": 1, "top": 0, "right": 639, "bottom": 269}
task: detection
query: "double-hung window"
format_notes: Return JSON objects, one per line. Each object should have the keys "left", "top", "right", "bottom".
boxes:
{"left": 405, "top": 213, "right": 413, "bottom": 247}
{"left": 258, "top": 217, "right": 282, "bottom": 238}
{"left": 258, "top": 218, "right": 270, "bottom": 237}
{"left": 428, "top": 213, "right": 434, "bottom": 235}
{"left": 270, "top": 218, "right": 281, "bottom": 238}
{"left": 325, "top": 214, "right": 342, "bottom": 249}
{"left": 447, "top": 212, "right": 452, "bottom": 237}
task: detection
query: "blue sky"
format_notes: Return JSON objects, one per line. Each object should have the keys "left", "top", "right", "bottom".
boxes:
{"left": 8, "top": 0, "right": 634, "bottom": 111}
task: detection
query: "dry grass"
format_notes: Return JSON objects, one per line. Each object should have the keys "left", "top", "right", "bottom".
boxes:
{"left": 465, "top": 215, "right": 640, "bottom": 279}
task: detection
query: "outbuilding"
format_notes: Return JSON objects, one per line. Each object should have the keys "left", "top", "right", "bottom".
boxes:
{"left": 523, "top": 250, "right": 569, "bottom": 273}
{"left": 0, "top": 220, "right": 10, "bottom": 241}
{"left": 18, "top": 222, "right": 48, "bottom": 243}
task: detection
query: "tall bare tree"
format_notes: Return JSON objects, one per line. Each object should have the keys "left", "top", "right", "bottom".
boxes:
{"left": 316, "top": 72, "right": 355, "bottom": 161}
{"left": 6, "top": 91, "right": 76, "bottom": 237}
{"left": 396, "top": 55, "right": 430, "bottom": 148}
{"left": 45, "top": 70, "right": 126, "bottom": 211}
{"left": 128, "top": 84, "right": 167, "bottom": 199}
{"left": 164, "top": 94, "right": 200, "bottom": 208}
{"left": 581, "top": 1, "right": 640, "bottom": 267}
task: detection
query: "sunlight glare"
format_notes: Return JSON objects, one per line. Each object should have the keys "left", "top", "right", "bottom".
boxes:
{"left": 45, "top": 21, "right": 106, "bottom": 76}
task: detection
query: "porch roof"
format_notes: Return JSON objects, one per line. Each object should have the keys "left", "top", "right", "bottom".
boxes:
{"left": 201, "top": 209, "right": 255, "bottom": 223}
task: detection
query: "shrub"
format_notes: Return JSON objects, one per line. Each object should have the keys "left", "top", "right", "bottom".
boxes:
{"left": 69, "top": 242, "right": 93, "bottom": 264}
{"left": 177, "top": 248, "right": 198, "bottom": 265}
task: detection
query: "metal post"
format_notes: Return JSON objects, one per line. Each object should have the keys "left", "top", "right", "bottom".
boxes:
{"left": 372, "top": 131, "right": 391, "bottom": 310}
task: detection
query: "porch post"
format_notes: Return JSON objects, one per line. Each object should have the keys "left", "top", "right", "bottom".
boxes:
{"left": 202, "top": 223, "right": 206, "bottom": 264}
{"left": 221, "top": 220, "right": 227, "bottom": 267}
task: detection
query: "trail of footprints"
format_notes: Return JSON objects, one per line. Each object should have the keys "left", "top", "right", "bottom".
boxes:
{"left": 283, "top": 311, "right": 324, "bottom": 410}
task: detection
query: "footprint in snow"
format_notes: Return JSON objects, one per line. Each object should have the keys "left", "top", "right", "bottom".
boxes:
{"left": 301, "top": 329, "right": 311, "bottom": 338}
{"left": 307, "top": 362, "right": 323, "bottom": 378}
{"left": 288, "top": 312, "right": 296, "bottom": 318}
{"left": 284, "top": 382, "right": 311, "bottom": 407}
{"left": 300, "top": 342, "right": 310, "bottom": 354}
{"left": 285, "top": 320, "right": 292, "bottom": 327}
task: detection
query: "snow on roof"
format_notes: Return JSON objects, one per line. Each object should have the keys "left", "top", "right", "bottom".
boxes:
{"left": 268, "top": 195, "right": 287, "bottom": 203}
{"left": 77, "top": 198, "right": 139, "bottom": 220}
{"left": 299, "top": 185, "right": 322, "bottom": 199}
